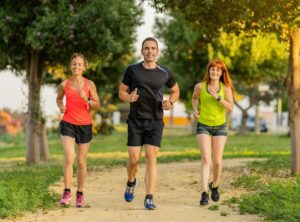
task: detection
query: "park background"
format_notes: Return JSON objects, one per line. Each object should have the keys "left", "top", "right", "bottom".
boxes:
{"left": 0, "top": 0, "right": 299, "bottom": 221}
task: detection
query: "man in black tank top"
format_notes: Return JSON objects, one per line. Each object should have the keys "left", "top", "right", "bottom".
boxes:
{"left": 119, "top": 37, "right": 180, "bottom": 210}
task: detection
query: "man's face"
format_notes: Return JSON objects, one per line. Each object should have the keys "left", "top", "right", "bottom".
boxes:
{"left": 141, "top": 40, "right": 159, "bottom": 62}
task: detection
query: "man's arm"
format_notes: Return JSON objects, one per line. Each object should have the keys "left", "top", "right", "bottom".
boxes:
{"left": 118, "top": 83, "right": 139, "bottom": 103}
{"left": 162, "top": 83, "right": 180, "bottom": 110}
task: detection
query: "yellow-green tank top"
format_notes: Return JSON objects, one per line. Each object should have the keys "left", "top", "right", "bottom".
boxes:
{"left": 198, "top": 81, "right": 226, "bottom": 126}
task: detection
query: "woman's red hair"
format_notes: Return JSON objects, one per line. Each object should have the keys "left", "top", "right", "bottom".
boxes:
{"left": 203, "top": 59, "right": 233, "bottom": 89}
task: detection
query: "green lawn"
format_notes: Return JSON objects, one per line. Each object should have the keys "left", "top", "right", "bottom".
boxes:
{"left": 0, "top": 127, "right": 292, "bottom": 219}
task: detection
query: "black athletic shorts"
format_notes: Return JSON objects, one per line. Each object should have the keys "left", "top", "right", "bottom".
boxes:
{"left": 60, "top": 120, "right": 92, "bottom": 144}
{"left": 127, "top": 118, "right": 164, "bottom": 148}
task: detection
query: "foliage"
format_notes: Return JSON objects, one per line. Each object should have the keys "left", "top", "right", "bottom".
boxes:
{"left": 155, "top": 10, "right": 289, "bottom": 113}
{"left": 151, "top": 0, "right": 300, "bottom": 37}
{"left": 0, "top": 0, "right": 142, "bottom": 72}
{"left": 0, "top": 163, "right": 61, "bottom": 218}
{"left": 155, "top": 12, "right": 209, "bottom": 110}
{"left": 230, "top": 156, "right": 300, "bottom": 221}
{"left": 0, "top": 129, "right": 291, "bottom": 218}
{"left": 0, "top": 0, "right": 143, "bottom": 162}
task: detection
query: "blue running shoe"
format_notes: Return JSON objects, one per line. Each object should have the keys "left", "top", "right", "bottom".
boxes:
{"left": 124, "top": 179, "right": 138, "bottom": 202}
{"left": 144, "top": 198, "right": 156, "bottom": 210}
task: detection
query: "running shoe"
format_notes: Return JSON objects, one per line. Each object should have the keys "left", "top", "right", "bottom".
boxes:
{"left": 60, "top": 190, "right": 71, "bottom": 206}
{"left": 209, "top": 182, "right": 220, "bottom": 202}
{"left": 144, "top": 198, "right": 156, "bottom": 210}
{"left": 76, "top": 192, "right": 84, "bottom": 207}
{"left": 124, "top": 179, "right": 138, "bottom": 202}
{"left": 200, "top": 192, "right": 209, "bottom": 205}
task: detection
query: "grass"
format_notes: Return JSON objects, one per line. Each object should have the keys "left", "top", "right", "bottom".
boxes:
{"left": 0, "top": 126, "right": 292, "bottom": 219}
{"left": 229, "top": 156, "right": 300, "bottom": 221}
{"left": 0, "top": 162, "right": 61, "bottom": 218}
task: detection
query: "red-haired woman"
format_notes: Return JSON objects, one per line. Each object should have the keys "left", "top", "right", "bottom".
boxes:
{"left": 192, "top": 59, "right": 234, "bottom": 205}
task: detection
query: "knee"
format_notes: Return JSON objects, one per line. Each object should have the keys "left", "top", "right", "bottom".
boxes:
{"left": 65, "top": 156, "right": 75, "bottom": 166}
{"left": 77, "top": 159, "right": 86, "bottom": 170}
{"left": 213, "top": 160, "right": 222, "bottom": 169}
{"left": 128, "top": 157, "right": 140, "bottom": 167}
{"left": 145, "top": 153, "right": 157, "bottom": 164}
{"left": 201, "top": 155, "right": 211, "bottom": 165}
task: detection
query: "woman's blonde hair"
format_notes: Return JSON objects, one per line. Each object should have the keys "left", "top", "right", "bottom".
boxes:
{"left": 70, "top": 52, "right": 88, "bottom": 69}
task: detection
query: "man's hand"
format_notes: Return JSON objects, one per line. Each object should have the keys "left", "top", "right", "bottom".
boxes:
{"left": 162, "top": 100, "right": 173, "bottom": 110}
{"left": 129, "top": 88, "right": 139, "bottom": 103}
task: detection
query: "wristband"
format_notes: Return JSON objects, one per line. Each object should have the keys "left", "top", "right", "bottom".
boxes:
{"left": 169, "top": 100, "right": 174, "bottom": 106}
{"left": 217, "top": 95, "right": 222, "bottom": 101}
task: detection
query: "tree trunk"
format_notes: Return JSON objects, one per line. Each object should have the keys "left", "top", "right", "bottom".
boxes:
{"left": 238, "top": 109, "right": 248, "bottom": 134}
{"left": 288, "top": 28, "right": 300, "bottom": 175}
{"left": 39, "top": 122, "right": 50, "bottom": 161}
{"left": 255, "top": 103, "right": 260, "bottom": 134}
{"left": 277, "top": 97, "right": 282, "bottom": 126}
{"left": 25, "top": 51, "right": 46, "bottom": 164}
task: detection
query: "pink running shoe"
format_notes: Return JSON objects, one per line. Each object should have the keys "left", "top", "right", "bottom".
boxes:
{"left": 60, "top": 191, "right": 71, "bottom": 206}
{"left": 76, "top": 193, "right": 84, "bottom": 207}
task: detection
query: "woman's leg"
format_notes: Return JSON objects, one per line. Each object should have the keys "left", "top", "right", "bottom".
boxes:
{"left": 61, "top": 136, "right": 76, "bottom": 189}
{"left": 211, "top": 136, "right": 227, "bottom": 187}
{"left": 197, "top": 134, "right": 212, "bottom": 192}
{"left": 76, "top": 142, "right": 90, "bottom": 192}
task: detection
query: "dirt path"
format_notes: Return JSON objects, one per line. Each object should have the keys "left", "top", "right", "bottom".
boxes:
{"left": 12, "top": 159, "right": 262, "bottom": 222}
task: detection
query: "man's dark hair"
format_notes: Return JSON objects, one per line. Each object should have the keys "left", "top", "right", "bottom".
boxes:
{"left": 141, "top": 37, "right": 159, "bottom": 50}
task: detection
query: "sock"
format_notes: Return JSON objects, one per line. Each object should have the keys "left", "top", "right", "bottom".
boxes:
{"left": 64, "top": 188, "right": 71, "bottom": 193}
{"left": 77, "top": 191, "right": 83, "bottom": 195}
{"left": 127, "top": 178, "right": 136, "bottom": 187}
{"left": 145, "top": 194, "right": 153, "bottom": 200}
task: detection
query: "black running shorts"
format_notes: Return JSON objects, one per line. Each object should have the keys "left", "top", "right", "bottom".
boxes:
{"left": 60, "top": 120, "right": 92, "bottom": 144}
{"left": 127, "top": 118, "right": 164, "bottom": 148}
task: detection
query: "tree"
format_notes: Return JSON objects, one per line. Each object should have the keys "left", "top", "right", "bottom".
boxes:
{"left": 209, "top": 32, "right": 288, "bottom": 134}
{"left": 152, "top": 0, "right": 300, "bottom": 174}
{"left": 0, "top": 0, "right": 142, "bottom": 164}
{"left": 154, "top": 12, "right": 209, "bottom": 125}
{"left": 155, "top": 12, "right": 287, "bottom": 133}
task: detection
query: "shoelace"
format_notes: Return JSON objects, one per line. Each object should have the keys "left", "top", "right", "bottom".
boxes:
{"left": 145, "top": 198, "right": 154, "bottom": 205}
{"left": 126, "top": 186, "right": 135, "bottom": 194}
{"left": 77, "top": 194, "right": 83, "bottom": 202}
{"left": 63, "top": 192, "right": 70, "bottom": 199}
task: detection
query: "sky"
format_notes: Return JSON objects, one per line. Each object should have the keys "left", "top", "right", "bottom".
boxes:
{"left": 0, "top": 2, "right": 162, "bottom": 117}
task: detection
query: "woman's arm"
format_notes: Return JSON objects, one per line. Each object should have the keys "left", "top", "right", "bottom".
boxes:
{"left": 56, "top": 81, "right": 66, "bottom": 113}
{"left": 219, "top": 86, "right": 234, "bottom": 112}
{"left": 192, "top": 83, "right": 202, "bottom": 118}
{"left": 88, "top": 80, "right": 100, "bottom": 110}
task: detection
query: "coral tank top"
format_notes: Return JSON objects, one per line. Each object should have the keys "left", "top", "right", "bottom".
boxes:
{"left": 62, "top": 78, "right": 92, "bottom": 125}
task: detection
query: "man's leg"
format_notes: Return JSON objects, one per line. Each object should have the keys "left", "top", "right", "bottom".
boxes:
{"left": 144, "top": 145, "right": 159, "bottom": 195}
{"left": 124, "top": 146, "right": 142, "bottom": 202}
{"left": 143, "top": 145, "right": 159, "bottom": 209}
{"left": 127, "top": 146, "right": 142, "bottom": 182}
